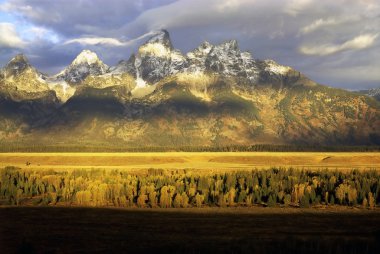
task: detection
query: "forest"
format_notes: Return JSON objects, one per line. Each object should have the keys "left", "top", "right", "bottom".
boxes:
{"left": 1, "top": 166, "right": 379, "bottom": 209}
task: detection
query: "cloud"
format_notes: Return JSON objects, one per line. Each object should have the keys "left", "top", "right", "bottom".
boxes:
{"left": 63, "top": 31, "right": 161, "bottom": 47}
{"left": 64, "top": 37, "right": 128, "bottom": 47}
{"left": 121, "top": 0, "right": 291, "bottom": 53}
{"left": 299, "top": 34, "right": 378, "bottom": 56}
{"left": 284, "top": 0, "right": 313, "bottom": 16}
{"left": 299, "top": 16, "right": 360, "bottom": 35}
{"left": 22, "top": 26, "right": 60, "bottom": 43}
{"left": 0, "top": 22, "right": 25, "bottom": 48}
{"left": 0, "top": 0, "right": 177, "bottom": 37}
{"left": 126, "top": 0, "right": 277, "bottom": 32}
{"left": 216, "top": 0, "right": 253, "bottom": 11}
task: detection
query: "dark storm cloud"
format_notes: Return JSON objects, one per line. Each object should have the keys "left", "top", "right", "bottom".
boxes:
{"left": 0, "top": 0, "right": 379, "bottom": 89}
{"left": 0, "top": 0, "right": 178, "bottom": 37}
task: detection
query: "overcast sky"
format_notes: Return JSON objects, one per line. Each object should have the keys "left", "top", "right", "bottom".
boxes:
{"left": 0, "top": 0, "right": 379, "bottom": 90}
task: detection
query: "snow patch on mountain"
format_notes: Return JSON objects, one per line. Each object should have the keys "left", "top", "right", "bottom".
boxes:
{"left": 264, "top": 60, "right": 291, "bottom": 75}
{"left": 135, "top": 78, "right": 148, "bottom": 88}
{"left": 131, "top": 83, "right": 156, "bottom": 98}
{"left": 46, "top": 79, "right": 75, "bottom": 103}
{"left": 139, "top": 43, "right": 170, "bottom": 58}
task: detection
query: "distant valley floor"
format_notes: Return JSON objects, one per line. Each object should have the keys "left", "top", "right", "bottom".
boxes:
{"left": 0, "top": 152, "right": 379, "bottom": 171}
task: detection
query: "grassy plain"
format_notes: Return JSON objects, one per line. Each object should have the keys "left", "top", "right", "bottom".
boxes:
{"left": 0, "top": 152, "right": 379, "bottom": 172}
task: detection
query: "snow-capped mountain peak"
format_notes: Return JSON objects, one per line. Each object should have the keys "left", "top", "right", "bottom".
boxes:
{"left": 54, "top": 50, "right": 109, "bottom": 84}
{"left": 220, "top": 39, "right": 239, "bottom": 51}
{"left": 132, "top": 29, "right": 187, "bottom": 83}
{"left": 0, "top": 53, "right": 53, "bottom": 95}
{"left": 146, "top": 29, "right": 173, "bottom": 49}
{"left": 138, "top": 30, "right": 174, "bottom": 58}
{"left": 9, "top": 53, "right": 29, "bottom": 64}
{"left": 4, "top": 54, "right": 31, "bottom": 77}
{"left": 72, "top": 50, "right": 102, "bottom": 66}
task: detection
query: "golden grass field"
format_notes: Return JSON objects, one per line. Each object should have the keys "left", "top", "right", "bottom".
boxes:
{"left": 0, "top": 152, "right": 379, "bottom": 171}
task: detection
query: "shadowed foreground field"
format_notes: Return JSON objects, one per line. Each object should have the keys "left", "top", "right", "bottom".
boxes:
{"left": 1, "top": 207, "right": 380, "bottom": 254}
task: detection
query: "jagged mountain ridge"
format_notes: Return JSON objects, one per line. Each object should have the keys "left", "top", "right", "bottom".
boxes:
{"left": 0, "top": 30, "right": 310, "bottom": 102}
{"left": 0, "top": 30, "right": 379, "bottom": 146}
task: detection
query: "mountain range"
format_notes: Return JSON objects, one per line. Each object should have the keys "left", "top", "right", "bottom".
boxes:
{"left": 0, "top": 30, "right": 379, "bottom": 147}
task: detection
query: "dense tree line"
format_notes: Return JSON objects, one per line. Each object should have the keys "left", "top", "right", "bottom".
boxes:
{"left": 0, "top": 167, "right": 379, "bottom": 208}
{"left": 0, "top": 143, "right": 379, "bottom": 152}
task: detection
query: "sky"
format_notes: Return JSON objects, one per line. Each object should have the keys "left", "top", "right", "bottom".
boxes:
{"left": 0, "top": 0, "right": 379, "bottom": 90}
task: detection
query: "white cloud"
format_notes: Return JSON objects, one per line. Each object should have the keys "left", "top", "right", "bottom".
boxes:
{"left": 284, "top": 0, "right": 313, "bottom": 16}
{"left": 216, "top": 0, "right": 253, "bottom": 11}
{"left": 0, "top": 22, "right": 26, "bottom": 48}
{"left": 299, "top": 16, "right": 360, "bottom": 34}
{"left": 63, "top": 31, "right": 159, "bottom": 47}
{"left": 64, "top": 37, "right": 127, "bottom": 47}
{"left": 299, "top": 34, "right": 378, "bottom": 56}
{"left": 22, "top": 26, "right": 60, "bottom": 43}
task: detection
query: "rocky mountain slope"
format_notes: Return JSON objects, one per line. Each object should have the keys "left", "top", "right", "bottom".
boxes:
{"left": 359, "top": 88, "right": 380, "bottom": 101}
{"left": 0, "top": 30, "right": 379, "bottom": 146}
